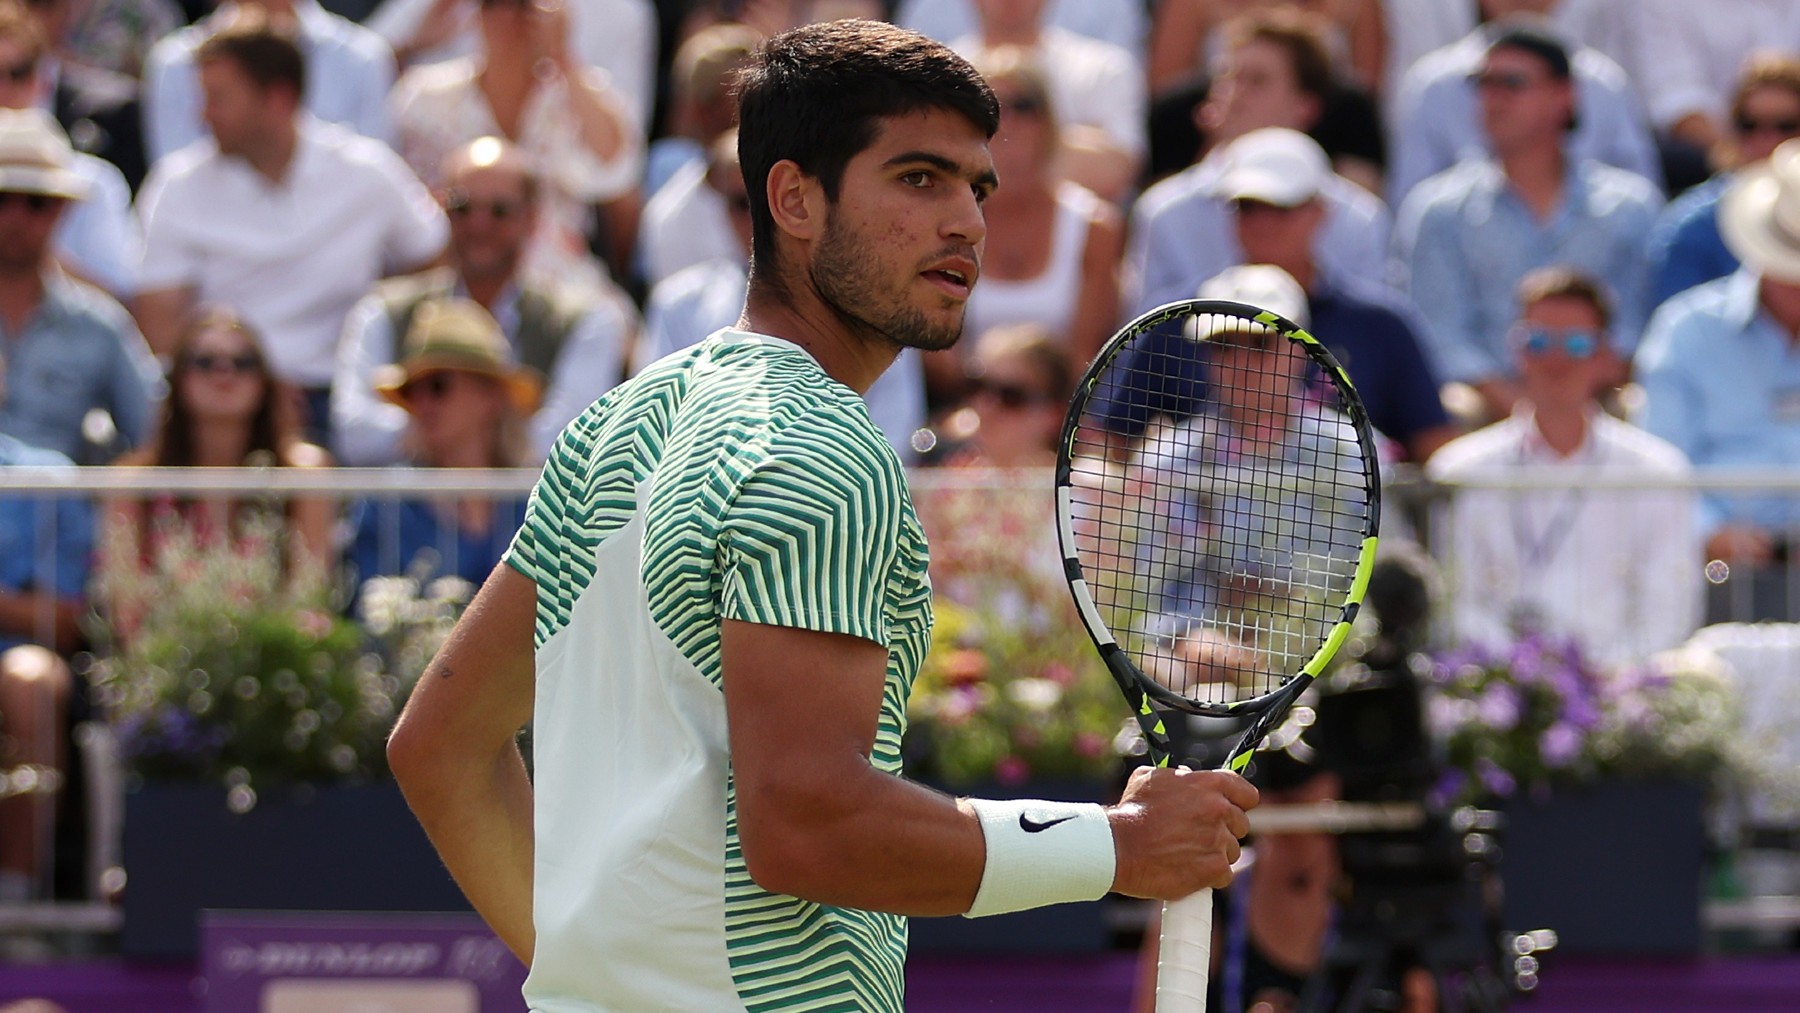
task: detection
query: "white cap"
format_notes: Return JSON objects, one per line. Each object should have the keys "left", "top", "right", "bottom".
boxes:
{"left": 1196, "top": 264, "right": 1310, "bottom": 329}
{"left": 1209, "top": 127, "right": 1331, "bottom": 208}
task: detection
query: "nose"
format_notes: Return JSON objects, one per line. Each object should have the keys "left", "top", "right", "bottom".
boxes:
{"left": 942, "top": 184, "right": 988, "bottom": 249}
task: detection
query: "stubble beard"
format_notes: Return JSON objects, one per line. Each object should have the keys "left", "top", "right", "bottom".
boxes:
{"left": 809, "top": 213, "right": 966, "bottom": 354}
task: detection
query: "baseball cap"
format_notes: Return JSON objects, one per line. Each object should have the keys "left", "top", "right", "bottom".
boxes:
{"left": 1209, "top": 128, "right": 1331, "bottom": 208}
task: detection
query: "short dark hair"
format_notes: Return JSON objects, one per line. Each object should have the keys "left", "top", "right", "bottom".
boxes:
{"left": 1221, "top": 7, "right": 1334, "bottom": 104}
{"left": 734, "top": 19, "right": 998, "bottom": 276}
{"left": 1516, "top": 265, "right": 1614, "bottom": 332}
{"left": 195, "top": 8, "right": 306, "bottom": 101}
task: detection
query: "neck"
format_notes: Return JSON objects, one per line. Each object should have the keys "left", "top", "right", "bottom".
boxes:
{"left": 431, "top": 436, "right": 497, "bottom": 469}
{"left": 980, "top": 22, "right": 1038, "bottom": 46}
{"left": 246, "top": 122, "right": 299, "bottom": 183}
{"left": 741, "top": 279, "right": 898, "bottom": 395}
{"left": 1529, "top": 401, "right": 1588, "bottom": 458}
{"left": 1762, "top": 280, "right": 1800, "bottom": 340}
{"left": 480, "top": 51, "right": 536, "bottom": 90}
{"left": 1270, "top": 258, "right": 1315, "bottom": 292}
{"left": 460, "top": 269, "right": 514, "bottom": 311}
{"left": 1498, "top": 142, "right": 1565, "bottom": 211}
{"left": 192, "top": 420, "right": 255, "bottom": 467}
{"left": 0, "top": 266, "right": 46, "bottom": 332}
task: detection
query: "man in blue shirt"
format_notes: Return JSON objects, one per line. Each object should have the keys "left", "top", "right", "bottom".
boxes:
{"left": 1395, "top": 25, "right": 1661, "bottom": 423}
{"left": 0, "top": 348, "right": 94, "bottom": 902}
{"left": 0, "top": 109, "right": 159, "bottom": 462}
{"left": 1646, "top": 54, "right": 1800, "bottom": 310}
{"left": 1637, "top": 139, "right": 1800, "bottom": 621}
{"left": 1093, "top": 140, "right": 1457, "bottom": 465}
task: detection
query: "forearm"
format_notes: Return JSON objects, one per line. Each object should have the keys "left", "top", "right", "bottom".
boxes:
{"left": 393, "top": 737, "right": 536, "bottom": 961}
{"left": 557, "top": 63, "right": 631, "bottom": 166}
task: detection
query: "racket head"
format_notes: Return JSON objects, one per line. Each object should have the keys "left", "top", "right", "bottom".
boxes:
{"left": 1055, "top": 298, "right": 1381, "bottom": 734}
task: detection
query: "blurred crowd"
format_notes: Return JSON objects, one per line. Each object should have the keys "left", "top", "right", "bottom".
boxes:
{"left": 1, "top": 0, "right": 1800, "bottom": 914}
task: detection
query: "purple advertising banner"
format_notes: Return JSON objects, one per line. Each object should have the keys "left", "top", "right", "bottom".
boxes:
{"left": 200, "top": 910, "right": 527, "bottom": 1012}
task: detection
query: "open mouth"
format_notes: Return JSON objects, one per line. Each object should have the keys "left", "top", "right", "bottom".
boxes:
{"left": 923, "top": 267, "right": 972, "bottom": 298}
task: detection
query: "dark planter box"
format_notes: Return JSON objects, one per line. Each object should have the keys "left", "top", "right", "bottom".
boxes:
{"left": 123, "top": 780, "right": 470, "bottom": 958}
{"left": 1501, "top": 780, "right": 1706, "bottom": 954}
{"left": 907, "top": 776, "right": 1119, "bottom": 954}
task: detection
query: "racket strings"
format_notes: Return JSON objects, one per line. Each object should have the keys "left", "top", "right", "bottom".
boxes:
{"left": 1066, "top": 309, "right": 1374, "bottom": 708}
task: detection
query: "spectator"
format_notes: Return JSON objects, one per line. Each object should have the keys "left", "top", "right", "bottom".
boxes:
{"left": 1129, "top": 125, "right": 1390, "bottom": 318}
{"left": 391, "top": 0, "right": 642, "bottom": 299}
{"left": 641, "top": 21, "right": 757, "bottom": 200}
{"left": 1094, "top": 143, "right": 1456, "bottom": 465}
{"left": 105, "top": 309, "right": 338, "bottom": 629}
{"left": 1637, "top": 139, "right": 1800, "bottom": 621}
{"left": 633, "top": 131, "right": 929, "bottom": 460}
{"left": 1620, "top": 0, "right": 1800, "bottom": 171}
{"left": 1428, "top": 266, "right": 1699, "bottom": 666}
{"left": 638, "top": 123, "right": 741, "bottom": 290}
{"left": 345, "top": 298, "right": 532, "bottom": 603}
{"left": 333, "top": 136, "right": 635, "bottom": 467}
{"left": 0, "top": 108, "right": 158, "bottom": 462}
{"left": 947, "top": 0, "right": 1144, "bottom": 202}
{"left": 1395, "top": 25, "right": 1661, "bottom": 423}
{"left": 1648, "top": 54, "right": 1800, "bottom": 309}
{"left": 1147, "top": 0, "right": 1385, "bottom": 99}
{"left": 136, "top": 13, "right": 448, "bottom": 441}
{"left": 374, "top": 0, "right": 657, "bottom": 134}
{"left": 943, "top": 47, "right": 1120, "bottom": 379}
{"left": 0, "top": 1, "right": 138, "bottom": 300}
{"left": 53, "top": 0, "right": 181, "bottom": 81}
{"left": 143, "top": 0, "right": 395, "bottom": 163}
{"left": 896, "top": 0, "right": 1146, "bottom": 63}
{"left": 927, "top": 322, "right": 1069, "bottom": 469}
{"left": 1386, "top": 5, "right": 1659, "bottom": 210}
{"left": 27, "top": 0, "right": 149, "bottom": 190}
{"left": 0, "top": 346, "right": 92, "bottom": 905}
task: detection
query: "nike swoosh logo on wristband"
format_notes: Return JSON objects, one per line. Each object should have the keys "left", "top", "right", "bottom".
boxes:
{"left": 1019, "top": 813, "right": 1078, "bottom": 833}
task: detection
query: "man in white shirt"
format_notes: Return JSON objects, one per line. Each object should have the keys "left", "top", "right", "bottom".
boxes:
{"left": 142, "top": 0, "right": 395, "bottom": 163}
{"left": 896, "top": 0, "right": 1145, "bottom": 64}
{"left": 135, "top": 12, "right": 447, "bottom": 438}
{"left": 1428, "top": 266, "right": 1699, "bottom": 667}
{"left": 1622, "top": 0, "right": 1800, "bottom": 159}
{"left": 334, "top": 137, "right": 634, "bottom": 467}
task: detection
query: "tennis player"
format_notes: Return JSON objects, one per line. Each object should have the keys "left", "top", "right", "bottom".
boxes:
{"left": 388, "top": 19, "right": 1258, "bottom": 1012}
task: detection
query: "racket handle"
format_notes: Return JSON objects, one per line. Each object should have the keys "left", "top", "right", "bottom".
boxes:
{"left": 1155, "top": 888, "right": 1213, "bottom": 1012}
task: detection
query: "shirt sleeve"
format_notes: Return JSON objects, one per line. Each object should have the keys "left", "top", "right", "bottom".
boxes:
{"left": 141, "top": 38, "right": 201, "bottom": 164}
{"left": 106, "top": 314, "right": 164, "bottom": 450}
{"left": 1394, "top": 186, "right": 1492, "bottom": 384}
{"left": 330, "top": 294, "right": 410, "bottom": 466}
{"left": 374, "top": 145, "right": 450, "bottom": 271}
{"left": 717, "top": 435, "right": 902, "bottom": 645}
{"left": 1634, "top": 301, "right": 1723, "bottom": 533}
{"left": 134, "top": 168, "right": 205, "bottom": 293}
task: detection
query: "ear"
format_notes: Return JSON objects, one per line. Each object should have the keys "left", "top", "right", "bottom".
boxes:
{"left": 765, "top": 158, "right": 826, "bottom": 244}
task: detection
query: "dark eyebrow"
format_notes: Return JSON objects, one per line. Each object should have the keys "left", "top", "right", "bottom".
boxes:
{"left": 884, "top": 149, "right": 1000, "bottom": 193}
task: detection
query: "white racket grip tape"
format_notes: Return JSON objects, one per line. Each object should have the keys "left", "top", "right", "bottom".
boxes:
{"left": 1155, "top": 888, "right": 1213, "bottom": 1012}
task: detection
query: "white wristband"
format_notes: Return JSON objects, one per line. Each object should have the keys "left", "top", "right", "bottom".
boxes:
{"left": 962, "top": 798, "right": 1116, "bottom": 918}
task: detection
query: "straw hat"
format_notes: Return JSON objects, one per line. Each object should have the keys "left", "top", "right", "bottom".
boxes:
{"left": 373, "top": 298, "right": 542, "bottom": 413}
{"left": 0, "top": 109, "right": 90, "bottom": 201}
{"left": 1720, "top": 138, "right": 1800, "bottom": 284}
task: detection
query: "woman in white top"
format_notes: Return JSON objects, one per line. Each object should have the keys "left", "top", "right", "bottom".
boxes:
{"left": 389, "top": 0, "right": 642, "bottom": 298}
{"left": 932, "top": 47, "right": 1122, "bottom": 406}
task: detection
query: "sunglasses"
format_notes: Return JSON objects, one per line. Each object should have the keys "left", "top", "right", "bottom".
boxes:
{"left": 0, "top": 58, "right": 36, "bottom": 84}
{"left": 970, "top": 377, "right": 1054, "bottom": 410}
{"left": 184, "top": 352, "right": 260, "bottom": 375}
{"left": 1000, "top": 95, "right": 1046, "bottom": 117}
{"left": 1471, "top": 70, "right": 1544, "bottom": 93}
{"left": 444, "top": 190, "right": 523, "bottom": 220}
{"left": 1516, "top": 325, "right": 1600, "bottom": 359}
{"left": 0, "top": 191, "right": 58, "bottom": 213}
{"left": 1734, "top": 115, "right": 1800, "bottom": 136}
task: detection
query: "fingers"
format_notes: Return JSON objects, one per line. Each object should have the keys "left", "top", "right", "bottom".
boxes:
{"left": 1108, "top": 765, "right": 1260, "bottom": 899}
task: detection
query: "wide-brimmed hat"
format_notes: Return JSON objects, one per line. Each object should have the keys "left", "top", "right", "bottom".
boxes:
{"left": 373, "top": 298, "right": 542, "bottom": 413}
{"left": 0, "top": 109, "right": 90, "bottom": 201}
{"left": 1721, "top": 139, "right": 1800, "bottom": 284}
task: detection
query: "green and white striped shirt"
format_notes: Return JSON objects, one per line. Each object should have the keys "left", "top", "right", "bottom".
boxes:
{"left": 506, "top": 329, "right": 933, "bottom": 1012}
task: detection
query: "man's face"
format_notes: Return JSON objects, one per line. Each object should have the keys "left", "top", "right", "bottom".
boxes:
{"left": 1231, "top": 197, "right": 1323, "bottom": 278}
{"left": 1735, "top": 84, "right": 1800, "bottom": 166}
{"left": 0, "top": 190, "right": 63, "bottom": 272}
{"left": 1480, "top": 0, "right": 1558, "bottom": 18}
{"left": 1475, "top": 47, "right": 1573, "bottom": 153}
{"left": 973, "top": 0, "right": 1047, "bottom": 36}
{"left": 199, "top": 57, "right": 273, "bottom": 156}
{"left": 1514, "top": 294, "right": 1607, "bottom": 407}
{"left": 1207, "top": 329, "right": 1306, "bottom": 434}
{"left": 1201, "top": 39, "right": 1315, "bottom": 144}
{"left": 0, "top": 37, "right": 40, "bottom": 111}
{"left": 806, "top": 108, "right": 996, "bottom": 354}
{"left": 444, "top": 163, "right": 536, "bottom": 282}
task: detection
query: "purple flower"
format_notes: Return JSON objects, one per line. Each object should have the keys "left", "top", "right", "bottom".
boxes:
{"left": 1539, "top": 723, "right": 1583, "bottom": 768}
{"left": 1476, "top": 684, "right": 1521, "bottom": 731}
{"left": 1476, "top": 758, "right": 1516, "bottom": 798}
{"left": 995, "top": 755, "right": 1031, "bottom": 786}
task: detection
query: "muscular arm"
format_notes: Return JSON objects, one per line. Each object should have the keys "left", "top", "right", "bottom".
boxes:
{"left": 388, "top": 563, "right": 537, "bottom": 962}
{"left": 723, "top": 619, "right": 1257, "bottom": 914}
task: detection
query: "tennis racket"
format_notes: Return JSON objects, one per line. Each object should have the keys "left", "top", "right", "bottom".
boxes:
{"left": 1053, "top": 299, "right": 1381, "bottom": 1012}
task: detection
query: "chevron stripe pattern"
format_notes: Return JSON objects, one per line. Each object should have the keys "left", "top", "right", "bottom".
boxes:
{"left": 505, "top": 331, "right": 932, "bottom": 1012}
